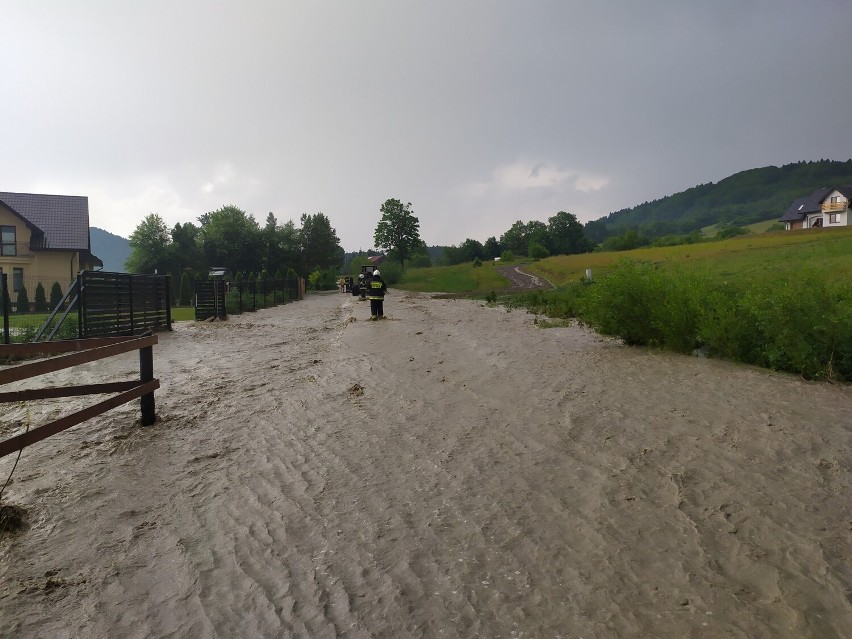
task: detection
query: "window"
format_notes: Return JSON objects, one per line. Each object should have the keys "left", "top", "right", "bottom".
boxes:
{"left": 1, "top": 225, "right": 16, "bottom": 256}
{"left": 830, "top": 196, "right": 839, "bottom": 203}
{"left": 12, "top": 267, "right": 23, "bottom": 292}
{"left": 829, "top": 213, "right": 839, "bottom": 224}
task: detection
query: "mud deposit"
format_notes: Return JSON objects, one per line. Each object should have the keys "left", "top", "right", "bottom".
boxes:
{"left": 1, "top": 292, "right": 850, "bottom": 638}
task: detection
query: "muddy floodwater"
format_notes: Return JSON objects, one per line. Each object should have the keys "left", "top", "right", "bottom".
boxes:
{"left": 1, "top": 291, "right": 850, "bottom": 638}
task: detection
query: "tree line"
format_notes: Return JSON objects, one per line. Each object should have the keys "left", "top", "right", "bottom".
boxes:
{"left": 126, "top": 206, "right": 344, "bottom": 294}
{"left": 584, "top": 159, "right": 852, "bottom": 243}
{"left": 125, "top": 198, "right": 426, "bottom": 295}
{"left": 441, "top": 210, "right": 593, "bottom": 265}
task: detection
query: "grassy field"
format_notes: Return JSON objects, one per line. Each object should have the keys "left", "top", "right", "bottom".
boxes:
{"left": 397, "top": 260, "right": 511, "bottom": 293}
{"left": 396, "top": 227, "right": 852, "bottom": 295}
{"left": 700, "top": 217, "right": 781, "bottom": 236}
{"left": 526, "top": 226, "right": 852, "bottom": 287}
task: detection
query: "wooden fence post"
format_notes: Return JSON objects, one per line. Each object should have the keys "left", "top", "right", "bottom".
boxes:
{"left": 139, "top": 341, "right": 155, "bottom": 425}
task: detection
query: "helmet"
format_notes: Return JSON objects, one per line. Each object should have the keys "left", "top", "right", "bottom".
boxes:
{"left": 373, "top": 269, "right": 380, "bottom": 276}
{"left": 358, "top": 274, "right": 364, "bottom": 279}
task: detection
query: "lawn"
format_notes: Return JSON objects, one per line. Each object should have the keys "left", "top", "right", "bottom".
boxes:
{"left": 526, "top": 226, "right": 852, "bottom": 287}
{"left": 398, "top": 260, "right": 511, "bottom": 293}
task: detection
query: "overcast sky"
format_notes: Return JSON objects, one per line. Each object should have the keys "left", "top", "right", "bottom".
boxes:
{"left": 3, "top": 1, "right": 851, "bottom": 251}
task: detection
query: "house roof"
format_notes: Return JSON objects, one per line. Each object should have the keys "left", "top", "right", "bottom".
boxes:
{"left": 828, "top": 185, "right": 852, "bottom": 200}
{"left": 0, "top": 191, "right": 91, "bottom": 250}
{"left": 779, "top": 187, "right": 831, "bottom": 222}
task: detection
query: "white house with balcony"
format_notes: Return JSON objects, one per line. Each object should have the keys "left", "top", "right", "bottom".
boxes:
{"left": 780, "top": 186, "right": 852, "bottom": 230}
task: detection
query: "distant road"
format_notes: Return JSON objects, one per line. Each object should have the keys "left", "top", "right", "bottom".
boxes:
{"left": 495, "top": 264, "right": 555, "bottom": 290}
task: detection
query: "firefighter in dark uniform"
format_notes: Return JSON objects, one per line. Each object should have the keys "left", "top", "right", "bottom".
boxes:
{"left": 367, "top": 269, "right": 387, "bottom": 320}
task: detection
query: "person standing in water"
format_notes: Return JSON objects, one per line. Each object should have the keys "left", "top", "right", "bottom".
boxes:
{"left": 366, "top": 269, "right": 387, "bottom": 320}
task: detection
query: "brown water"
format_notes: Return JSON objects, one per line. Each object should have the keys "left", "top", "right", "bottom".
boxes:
{"left": 1, "top": 291, "right": 850, "bottom": 638}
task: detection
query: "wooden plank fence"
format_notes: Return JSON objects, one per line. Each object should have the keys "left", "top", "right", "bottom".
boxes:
{"left": 0, "top": 334, "right": 159, "bottom": 458}
{"left": 79, "top": 271, "right": 171, "bottom": 338}
{"left": 195, "top": 277, "right": 302, "bottom": 320}
{"left": 195, "top": 279, "right": 226, "bottom": 320}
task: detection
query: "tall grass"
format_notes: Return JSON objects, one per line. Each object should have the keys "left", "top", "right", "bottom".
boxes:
{"left": 511, "top": 260, "right": 852, "bottom": 381}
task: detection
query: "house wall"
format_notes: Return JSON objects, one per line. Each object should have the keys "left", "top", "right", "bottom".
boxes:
{"left": 806, "top": 214, "right": 823, "bottom": 229}
{"left": 823, "top": 190, "right": 849, "bottom": 227}
{"left": 0, "top": 205, "right": 81, "bottom": 296}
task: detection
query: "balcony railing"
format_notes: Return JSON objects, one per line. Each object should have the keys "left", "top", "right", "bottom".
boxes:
{"left": 821, "top": 201, "right": 847, "bottom": 212}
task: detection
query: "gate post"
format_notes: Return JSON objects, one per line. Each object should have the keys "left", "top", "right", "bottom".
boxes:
{"left": 128, "top": 274, "right": 135, "bottom": 335}
{"left": 140, "top": 341, "right": 155, "bottom": 426}
{"left": 1, "top": 273, "right": 9, "bottom": 345}
{"left": 166, "top": 276, "right": 173, "bottom": 329}
{"left": 77, "top": 272, "right": 84, "bottom": 338}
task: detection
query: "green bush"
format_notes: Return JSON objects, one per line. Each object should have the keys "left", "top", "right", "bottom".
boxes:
{"left": 473, "top": 257, "right": 482, "bottom": 268}
{"left": 500, "top": 250, "right": 514, "bottom": 262}
{"left": 34, "top": 282, "right": 48, "bottom": 312}
{"left": 377, "top": 262, "right": 401, "bottom": 285}
{"left": 578, "top": 260, "right": 668, "bottom": 346}
{"left": 50, "top": 282, "right": 63, "bottom": 309}
{"left": 225, "top": 290, "right": 241, "bottom": 314}
{"left": 528, "top": 242, "right": 550, "bottom": 260}
{"left": 513, "top": 259, "right": 852, "bottom": 381}
{"left": 16, "top": 286, "right": 30, "bottom": 313}
{"left": 717, "top": 226, "right": 749, "bottom": 239}
{"left": 308, "top": 267, "right": 338, "bottom": 291}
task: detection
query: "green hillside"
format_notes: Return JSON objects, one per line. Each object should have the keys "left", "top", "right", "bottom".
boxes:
{"left": 585, "top": 159, "right": 852, "bottom": 243}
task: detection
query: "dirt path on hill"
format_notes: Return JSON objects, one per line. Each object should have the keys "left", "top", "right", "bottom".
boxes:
{"left": 1, "top": 291, "right": 850, "bottom": 638}
{"left": 495, "top": 265, "right": 554, "bottom": 290}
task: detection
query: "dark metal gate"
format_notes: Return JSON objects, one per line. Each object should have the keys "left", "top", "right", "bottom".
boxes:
{"left": 78, "top": 271, "right": 172, "bottom": 338}
{"left": 195, "top": 279, "right": 227, "bottom": 320}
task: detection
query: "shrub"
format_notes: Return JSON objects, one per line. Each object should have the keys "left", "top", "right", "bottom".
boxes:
{"left": 409, "top": 254, "right": 432, "bottom": 268}
{"left": 718, "top": 226, "right": 749, "bottom": 239}
{"left": 511, "top": 258, "right": 851, "bottom": 381}
{"left": 528, "top": 242, "right": 550, "bottom": 260}
{"left": 34, "top": 282, "right": 48, "bottom": 312}
{"left": 225, "top": 290, "right": 241, "bottom": 314}
{"left": 308, "top": 267, "right": 338, "bottom": 291}
{"left": 378, "top": 262, "right": 401, "bottom": 285}
{"left": 578, "top": 261, "right": 668, "bottom": 346}
{"left": 50, "top": 282, "right": 63, "bottom": 309}
{"left": 473, "top": 257, "right": 483, "bottom": 268}
{"left": 16, "top": 286, "right": 30, "bottom": 313}
{"left": 500, "top": 250, "right": 514, "bottom": 262}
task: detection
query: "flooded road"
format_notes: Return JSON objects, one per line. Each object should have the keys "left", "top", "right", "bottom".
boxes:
{"left": 1, "top": 291, "right": 850, "bottom": 638}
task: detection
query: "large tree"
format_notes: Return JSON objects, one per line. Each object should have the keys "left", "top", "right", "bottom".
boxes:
{"left": 126, "top": 213, "right": 172, "bottom": 273}
{"left": 300, "top": 212, "right": 343, "bottom": 275}
{"left": 168, "top": 221, "right": 200, "bottom": 277}
{"left": 197, "top": 205, "right": 262, "bottom": 274}
{"left": 374, "top": 198, "right": 421, "bottom": 269}
{"left": 499, "top": 220, "right": 530, "bottom": 256}
{"left": 546, "top": 210, "right": 592, "bottom": 255}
